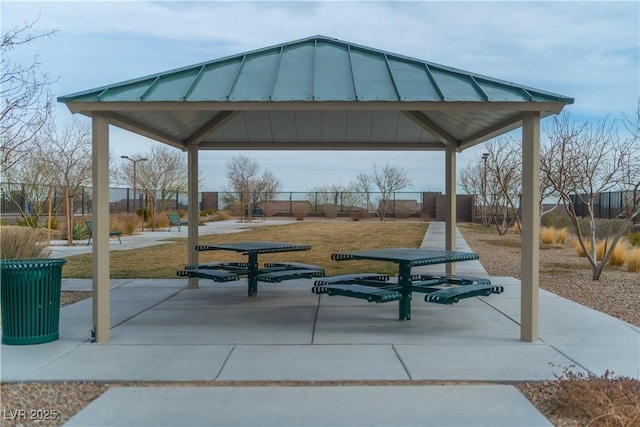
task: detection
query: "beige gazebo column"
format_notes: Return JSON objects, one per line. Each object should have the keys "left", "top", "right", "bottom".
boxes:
{"left": 91, "top": 113, "right": 110, "bottom": 342}
{"left": 187, "top": 146, "right": 199, "bottom": 289}
{"left": 445, "top": 146, "right": 457, "bottom": 275}
{"left": 521, "top": 112, "right": 541, "bottom": 342}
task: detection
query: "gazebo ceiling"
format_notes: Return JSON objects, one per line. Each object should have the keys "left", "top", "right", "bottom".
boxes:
{"left": 58, "top": 35, "right": 573, "bottom": 151}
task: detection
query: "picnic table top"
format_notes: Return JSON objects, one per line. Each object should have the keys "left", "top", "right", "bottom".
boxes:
{"left": 196, "top": 241, "right": 311, "bottom": 254}
{"left": 331, "top": 248, "right": 479, "bottom": 267}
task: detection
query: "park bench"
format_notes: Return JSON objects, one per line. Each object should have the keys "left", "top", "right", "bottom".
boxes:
{"left": 167, "top": 213, "right": 188, "bottom": 231}
{"left": 85, "top": 220, "right": 122, "bottom": 246}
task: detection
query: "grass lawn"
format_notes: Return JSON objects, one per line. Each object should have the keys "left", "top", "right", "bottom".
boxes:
{"left": 62, "top": 221, "right": 429, "bottom": 278}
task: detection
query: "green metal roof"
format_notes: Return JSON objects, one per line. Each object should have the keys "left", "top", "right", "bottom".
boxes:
{"left": 60, "top": 35, "right": 572, "bottom": 104}
{"left": 58, "top": 35, "right": 573, "bottom": 151}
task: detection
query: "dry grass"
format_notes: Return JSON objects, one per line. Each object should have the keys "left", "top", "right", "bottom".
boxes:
{"left": 111, "top": 213, "right": 140, "bottom": 235}
{"left": 609, "top": 241, "right": 629, "bottom": 267}
{"left": 62, "top": 221, "right": 429, "bottom": 278}
{"left": 517, "top": 369, "right": 640, "bottom": 427}
{"left": 0, "top": 226, "right": 51, "bottom": 259}
{"left": 626, "top": 247, "right": 640, "bottom": 273}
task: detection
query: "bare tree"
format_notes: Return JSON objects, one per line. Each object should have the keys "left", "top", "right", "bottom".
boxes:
{"left": 350, "top": 163, "right": 411, "bottom": 221}
{"left": 541, "top": 112, "right": 638, "bottom": 280}
{"left": 1, "top": 18, "right": 56, "bottom": 172}
{"left": 224, "top": 156, "right": 280, "bottom": 221}
{"left": 459, "top": 137, "right": 521, "bottom": 234}
{"left": 120, "top": 145, "right": 189, "bottom": 230}
{"left": 40, "top": 118, "right": 92, "bottom": 245}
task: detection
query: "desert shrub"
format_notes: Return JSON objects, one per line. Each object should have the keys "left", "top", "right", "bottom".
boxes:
{"left": 16, "top": 215, "right": 39, "bottom": 228}
{"left": 147, "top": 212, "right": 170, "bottom": 229}
{"left": 0, "top": 226, "right": 50, "bottom": 259}
{"left": 260, "top": 202, "right": 278, "bottom": 217}
{"left": 61, "top": 221, "right": 89, "bottom": 240}
{"left": 112, "top": 213, "right": 139, "bottom": 235}
{"left": 420, "top": 212, "right": 431, "bottom": 222}
{"left": 321, "top": 204, "right": 338, "bottom": 219}
{"left": 625, "top": 247, "right": 640, "bottom": 273}
{"left": 394, "top": 204, "right": 413, "bottom": 219}
{"left": 293, "top": 203, "right": 310, "bottom": 221}
{"left": 350, "top": 209, "right": 368, "bottom": 221}
{"left": 608, "top": 241, "right": 629, "bottom": 267}
{"left": 627, "top": 231, "right": 640, "bottom": 247}
{"left": 572, "top": 239, "right": 590, "bottom": 257}
{"left": 555, "top": 228, "right": 569, "bottom": 244}
{"left": 540, "top": 227, "right": 556, "bottom": 244}
{"left": 541, "top": 227, "right": 568, "bottom": 244}
{"left": 214, "top": 210, "right": 231, "bottom": 221}
{"left": 545, "top": 368, "right": 640, "bottom": 426}
{"left": 48, "top": 216, "right": 61, "bottom": 230}
{"left": 199, "top": 210, "right": 208, "bottom": 217}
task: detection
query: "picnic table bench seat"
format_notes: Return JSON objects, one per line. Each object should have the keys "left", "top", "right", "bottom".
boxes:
{"left": 409, "top": 274, "right": 492, "bottom": 286}
{"left": 423, "top": 283, "right": 505, "bottom": 305}
{"left": 177, "top": 269, "right": 239, "bottom": 282}
{"left": 312, "top": 273, "right": 402, "bottom": 303}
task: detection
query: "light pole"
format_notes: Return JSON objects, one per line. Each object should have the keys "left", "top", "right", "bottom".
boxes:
{"left": 481, "top": 152, "right": 489, "bottom": 225}
{"left": 121, "top": 155, "right": 148, "bottom": 213}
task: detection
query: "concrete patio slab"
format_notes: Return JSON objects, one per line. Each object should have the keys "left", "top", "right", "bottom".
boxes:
{"left": 217, "top": 345, "right": 409, "bottom": 381}
{"left": 395, "top": 343, "right": 579, "bottom": 381}
{"left": 26, "top": 345, "right": 233, "bottom": 382}
{"left": 65, "top": 385, "right": 553, "bottom": 427}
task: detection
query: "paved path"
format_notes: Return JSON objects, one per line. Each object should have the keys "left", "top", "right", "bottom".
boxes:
{"left": 2, "top": 221, "right": 638, "bottom": 426}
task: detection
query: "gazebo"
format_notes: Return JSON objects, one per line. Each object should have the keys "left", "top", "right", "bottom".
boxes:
{"left": 58, "top": 35, "right": 573, "bottom": 343}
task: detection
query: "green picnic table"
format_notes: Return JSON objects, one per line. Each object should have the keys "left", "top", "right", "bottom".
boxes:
{"left": 178, "top": 241, "right": 324, "bottom": 296}
{"left": 313, "top": 248, "right": 504, "bottom": 320}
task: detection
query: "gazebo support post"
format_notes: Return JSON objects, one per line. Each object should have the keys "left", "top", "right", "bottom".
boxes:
{"left": 187, "top": 146, "right": 199, "bottom": 289}
{"left": 91, "top": 113, "right": 111, "bottom": 342}
{"left": 445, "top": 146, "right": 457, "bottom": 275}
{"left": 521, "top": 112, "right": 541, "bottom": 342}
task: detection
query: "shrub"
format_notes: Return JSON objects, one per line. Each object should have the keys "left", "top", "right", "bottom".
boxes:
{"left": 625, "top": 247, "right": 640, "bottom": 273}
{"left": 572, "top": 239, "right": 590, "bottom": 257}
{"left": 111, "top": 213, "right": 139, "bottom": 235}
{"left": 60, "top": 221, "right": 89, "bottom": 240}
{"left": 321, "top": 204, "right": 338, "bottom": 219}
{"left": 0, "top": 226, "right": 50, "bottom": 259}
{"left": 545, "top": 368, "right": 640, "bottom": 426}
{"left": 48, "top": 216, "right": 61, "bottom": 230}
{"left": 16, "top": 215, "right": 39, "bottom": 228}
{"left": 350, "top": 209, "right": 367, "bottom": 221}
{"left": 555, "top": 228, "right": 569, "bottom": 244}
{"left": 510, "top": 222, "right": 521, "bottom": 234}
{"left": 215, "top": 210, "right": 231, "bottom": 221}
{"left": 608, "top": 242, "right": 628, "bottom": 267}
{"left": 540, "top": 227, "right": 556, "bottom": 244}
{"left": 627, "top": 231, "right": 640, "bottom": 247}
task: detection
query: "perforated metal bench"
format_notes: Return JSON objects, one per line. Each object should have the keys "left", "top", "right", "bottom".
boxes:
{"left": 424, "top": 283, "right": 505, "bottom": 305}
{"left": 177, "top": 269, "right": 239, "bottom": 282}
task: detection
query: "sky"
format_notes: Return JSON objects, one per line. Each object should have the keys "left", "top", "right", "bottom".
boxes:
{"left": 2, "top": 0, "right": 639, "bottom": 193}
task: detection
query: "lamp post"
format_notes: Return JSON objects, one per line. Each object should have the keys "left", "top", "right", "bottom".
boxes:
{"left": 121, "top": 155, "right": 148, "bottom": 213}
{"left": 481, "top": 152, "right": 489, "bottom": 225}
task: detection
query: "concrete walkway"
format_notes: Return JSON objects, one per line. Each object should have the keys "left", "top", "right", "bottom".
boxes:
{"left": 2, "top": 221, "right": 638, "bottom": 426}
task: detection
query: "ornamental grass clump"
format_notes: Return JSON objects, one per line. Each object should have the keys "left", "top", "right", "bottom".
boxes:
{"left": 607, "top": 241, "right": 629, "bottom": 267}
{"left": 0, "top": 226, "right": 51, "bottom": 259}
{"left": 625, "top": 247, "right": 640, "bottom": 273}
{"left": 540, "top": 227, "right": 569, "bottom": 244}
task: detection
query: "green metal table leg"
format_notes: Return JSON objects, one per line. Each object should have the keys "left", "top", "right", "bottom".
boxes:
{"left": 247, "top": 253, "right": 259, "bottom": 296}
{"left": 398, "top": 263, "right": 412, "bottom": 320}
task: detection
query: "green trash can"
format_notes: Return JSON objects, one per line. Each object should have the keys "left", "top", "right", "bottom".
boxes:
{"left": 1, "top": 258, "right": 67, "bottom": 345}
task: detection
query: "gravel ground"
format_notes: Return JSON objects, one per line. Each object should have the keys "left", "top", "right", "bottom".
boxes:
{"left": 2, "top": 224, "right": 639, "bottom": 426}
